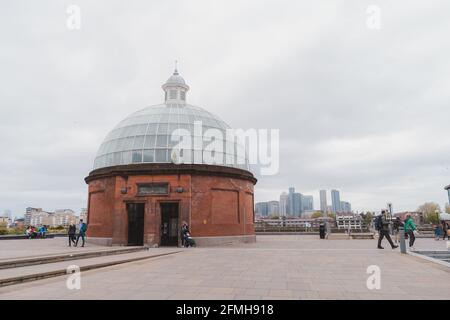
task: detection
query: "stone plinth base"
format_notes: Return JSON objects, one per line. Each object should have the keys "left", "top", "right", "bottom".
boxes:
{"left": 87, "top": 237, "right": 113, "bottom": 246}
{"left": 193, "top": 235, "right": 256, "bottom": 247}
{"left": 327, "top": 233, "right": 350, "bottom": 240}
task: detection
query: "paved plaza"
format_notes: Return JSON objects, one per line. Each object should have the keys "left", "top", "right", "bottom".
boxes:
{"left": 0, "top": 235, "right": 449, "bottom": 300}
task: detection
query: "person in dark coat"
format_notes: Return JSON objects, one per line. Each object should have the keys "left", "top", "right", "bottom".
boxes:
{"left": 68, "top": 223, "right": 76, "bottom": 247}
{"left": 442, "top": 221, "right": 449, "bottom": 240}
{"left": 180, "top": 221, "right": 189, "bottom": 247}
{"left": 377, "top": 210, "right": 398, "bottom": 249}
{"left": 319, "top": 223, "right": 326, "bottom": 239}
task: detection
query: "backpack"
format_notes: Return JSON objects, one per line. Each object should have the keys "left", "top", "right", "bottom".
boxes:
{"left": 375, "top": 216, "right": 383, "bottom": 231}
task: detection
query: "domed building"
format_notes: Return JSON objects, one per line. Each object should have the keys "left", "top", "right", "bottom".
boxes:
{"left": 85, "top": 68, "right": 257, "bottom": 246}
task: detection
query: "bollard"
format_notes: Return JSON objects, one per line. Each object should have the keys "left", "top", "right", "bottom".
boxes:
{"left": 399, "top": 227, "right": 406, "bottom": 254}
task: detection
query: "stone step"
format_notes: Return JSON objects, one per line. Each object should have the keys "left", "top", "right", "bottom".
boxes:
{"left": 0, "top": 249, "right": 182, "bottom": 287}
{"left": 327, "top": 233, "right": 350, "bottom": 240}
{"left": 0, "top": 246, "right": 149, "bottom": 270}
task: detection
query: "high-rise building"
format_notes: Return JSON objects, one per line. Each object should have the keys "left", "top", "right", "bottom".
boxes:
{"left": 301, "top": 195, "right": 313, "bottom": 211}
{"left": 255, "top": 202, "right": 269, "bottom": 217}
{"left": 340, "top": 201, "right": 351, "bottom": 213}
{"left": 331, "top": 190, "right": 341, "bottom": 213}
{"left": 267, "top": 201, "right": 279, "bottom": 216}
{"left": 320, "top": 190, "right": 327, "bottom": 213}
{"left": 25, "top": 207, "right": 42, "bottom": 226}
{"left": 292, "top": 193, "right": 302, "bottom": 217}
{"left": 288, "top": 187, "right": 295, "bottom": 216}
{"left": 279, "top": 192, "right": 289, "bottom": 217}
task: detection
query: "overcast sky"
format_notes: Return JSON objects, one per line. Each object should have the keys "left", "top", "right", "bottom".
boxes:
{"left": 1, "top": 1, "right": 450, "bottom": 218}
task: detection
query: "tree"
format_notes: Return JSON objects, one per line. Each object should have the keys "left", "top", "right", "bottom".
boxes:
{"left": 361, "top": 212, "right": 374, "bottom": 226}
{"left": 417, "top": 202, "right": 441, "bottom": 224}
{"left": 311, "top": 212, "right": 323, "bottom": 219}
{"left": 0, "top": 222, "right": 7, "bottom": 235}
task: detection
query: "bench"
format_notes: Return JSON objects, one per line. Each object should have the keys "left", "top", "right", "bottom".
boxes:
{"left": 350, "top": 233, "right": 375, "bottom": 239}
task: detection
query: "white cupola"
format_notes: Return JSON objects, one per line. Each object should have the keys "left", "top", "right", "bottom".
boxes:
{"left": 161, "top": 63, "right": 190, "bottom": 104}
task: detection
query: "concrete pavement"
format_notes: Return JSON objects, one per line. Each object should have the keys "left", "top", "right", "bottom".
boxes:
{"left": 0, "top": 235, "right": 448, "bottom": 300}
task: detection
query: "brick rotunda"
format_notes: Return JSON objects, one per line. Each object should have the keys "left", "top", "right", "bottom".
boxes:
{"left": 85, "top": 68, "right": 257, "bottom": 247}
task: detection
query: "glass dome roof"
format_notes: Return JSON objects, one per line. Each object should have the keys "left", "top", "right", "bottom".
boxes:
{"left": 93, "top": 70, "right": 249, "bottom": 171}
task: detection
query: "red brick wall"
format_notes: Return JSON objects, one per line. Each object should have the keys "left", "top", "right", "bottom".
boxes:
{"left": 87, "top": 172, "right": 254, "bottom": 246}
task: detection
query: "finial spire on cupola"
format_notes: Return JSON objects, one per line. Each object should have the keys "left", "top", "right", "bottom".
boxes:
{"left": 174, "top": 60, "right": 179, "bottom": 75}
{"left": 162, "top": 61, "right": 189, "bottom": 104}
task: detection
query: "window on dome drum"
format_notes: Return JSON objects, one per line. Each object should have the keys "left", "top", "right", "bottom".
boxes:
{"left": 169, "top": 90, "right": 177, "bottom": 99}
{"left": 137, "top": 183, "right": 169, "bottom": 196}
{"left": 180, "top": 91, "right": 185, "bottom": 100}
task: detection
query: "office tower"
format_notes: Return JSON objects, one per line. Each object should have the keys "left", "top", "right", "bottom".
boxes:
{"left": 302, "top": 195, "right": 314, "bottom": 211}
{"left": 267, "top": 201, "right": 279, "bottom": 216}
{"left": 293, "top": 192, "right": 302, "bottom": 217}
{"left": 279, "top": 192, "right": 288, "bottom": 217}
{"left": 288, "top": 187, "right": 295, "bottom": 216}
{"left": 255, "top": 202, "right": 269, "bottom": 217}
{"left": 340, "top": 201, "right": 351, "bottom": 213}
{"left": 320, "top": 190, "right": 327, "bottom": 213}
{"left": 331, "top": 189, "right": 341, "bottom": 213}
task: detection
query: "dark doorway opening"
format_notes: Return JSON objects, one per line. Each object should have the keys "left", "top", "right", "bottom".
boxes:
{"left": 127, "top": 203, "right": 145, "bottom": 246}
{"left": 160, "top": 202, "right": 179, "bottom": 246}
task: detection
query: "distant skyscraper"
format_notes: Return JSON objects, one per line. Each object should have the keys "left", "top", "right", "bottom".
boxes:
{"left": 267, "top": 201, "right": 279, "bottom": 216}
{"left": 320, "top": 190, "right": 327, "bottom": 213}
{"left": 340, "top": 201, "right": 351, "bottom": 213}
{"left": 288, "top": 187, "right": 295, "bottom": 216}
{"left": 292, "top": 192, "right": 302, "bottom": 217}
{"left": 331, "top": 190, "right": 341, "bottom": 213}
{"left": 255, "top": 202, "right": 269, "bottom": 217}
{"left": 301, "top": 195, "right": 313, "bottom": 211}
{"left": 279, "top": 192, "right": 288, "bottom": 217}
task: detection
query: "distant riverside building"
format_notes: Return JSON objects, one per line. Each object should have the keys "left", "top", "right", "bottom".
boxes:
{"left": 445, "top": 185, "right": 450, "bottom": 203}
{"left": 301, "top": 195, "right": 313, "bottom": 212}
{"left": 14, "top": 218, "right": 25, "bottom": 229}
{"left": 80, "top": 208, "right": 88, "bottom": 222}
{"left": 393, "top": 212, "right": 423, "bottom": 225}
{"left": 255, "top": 202, "right": 269, "bottom": 217}
{"left": 54, "top": 209, "right": 76, "bottom": 227}
{"left": 320, "top": 190, "right": 327, "bottom": 213}
{"left": 336, "top": 213, "right": 362, "bottom": 230}
{"left": 340, "top": 201, "right": 351, "bottom": 213}
{"left": 288, "top": 187, "right": 295, "bottom": 216}
{"left": 25, "top": 208, "right": 77, "bottom": 227}
{"left": 292, "top": 192, "right": 302, "bottom": 217}
{"left": 267, "top": 201, "right": 279, "bottom": 216}
{"left": 25, "top": 207, "right": 41, "bottom": 226}
{"left": 331, "top": 190, "right": 341, "bottom": 213}
{"left": 279, "top": 192, "right": 288, "bottom": 217}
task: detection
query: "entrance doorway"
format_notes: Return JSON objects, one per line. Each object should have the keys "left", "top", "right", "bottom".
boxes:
{"left": 160, "top": 202, "right": 179, "bottom": 246}
{"left": 127, "top": 203, "right": 145, "bottom": 246}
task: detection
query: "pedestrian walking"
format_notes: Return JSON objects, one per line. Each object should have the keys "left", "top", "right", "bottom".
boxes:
{"left": 75, "top": 219, "right": 87, "bottom": 247}
{"left": 376, "top": 210, "right": 398, "bottom": 249}
{"left": 404, "top": 215, "right": 418, "bottom": 250}
{"left": 68, "top": 223, "right": 76, "bottom": 247}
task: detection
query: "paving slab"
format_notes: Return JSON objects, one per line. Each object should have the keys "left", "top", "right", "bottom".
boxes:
{"left": 0, "top": 235, "right": 448, "bottom": 300}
